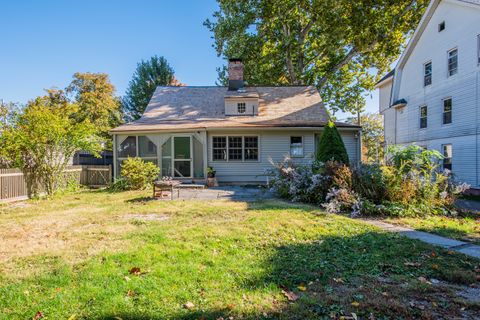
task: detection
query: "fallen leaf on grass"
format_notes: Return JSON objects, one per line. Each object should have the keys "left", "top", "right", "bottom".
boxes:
{"left": 281, "top": 289, "right": 299, "bottom": 302}
{"left": 404, "top": 262, "right": 421, "bottom": 267}
{"left": 333, "top": 278, "right": 345, "bottom": 284}
{"left": 183, "top": 301, "right": 195, "bottom": 309}
{"left": 34, "top": 311, "right": 44, "bottom": 320}
{"left": 351, "top": 301, "right": 360, "bottom": 307}
{"left": 129, "top": 267, "right": 141, "bottom": 275}
{"left": 67, "top": 315, "right": 77, "bottom": 320}
{"left": 124, "top": 276, "right": 131, "bottom": 282}
{"left": 126, "top": 289, "right": 135, "bottom": 297}
{"left": 297, "top": 284, "right": 307, "bottom": 292}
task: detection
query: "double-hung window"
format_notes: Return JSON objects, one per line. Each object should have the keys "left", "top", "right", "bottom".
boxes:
{"left": 443, "top": 98, "right": 452, "bottom": 124}
{"left": 212, "top": 137, "right": 227, "bottom": 161}
{"left": 212, "top": 136, "right": 258, "bottom": 161}
{"left": 448, "top": 48, "right": 458, "bottom": 76}
{"left": 228, "top": 137, "right": 243, "bottom": 160}
{"left": 290, "top": 136, "right": 304, "bottom": 157}
{"left": 424, "top": 61, "right": 432, "bottom": 86}
{"left": 442, "top": 144, "right": 452, "bottom": 171}
{"left": 420, "top": 105, "right": 428, "bottom": 129}
{"left": 244, "top": 136, "right": 259, "bottom": 160}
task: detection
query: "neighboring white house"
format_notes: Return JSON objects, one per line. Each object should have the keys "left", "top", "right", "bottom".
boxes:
{"left": 110, "top": 59, "right": 361, "bottom": 184}
{"left": 376, "top": 0, "right": 480, "bottom": 188}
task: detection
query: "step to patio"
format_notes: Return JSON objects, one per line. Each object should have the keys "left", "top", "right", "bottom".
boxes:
{"left": 175, "top": 184, "right": 206, "bottom": 189}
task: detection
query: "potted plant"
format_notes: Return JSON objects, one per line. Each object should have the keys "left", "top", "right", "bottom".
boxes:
{"left": 207, "top": 166, "right": 216, "bottom": 178}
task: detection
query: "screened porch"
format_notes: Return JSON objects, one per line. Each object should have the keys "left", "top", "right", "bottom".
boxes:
{"left": 114, "top": 132, "right": 207, "bottom": 180}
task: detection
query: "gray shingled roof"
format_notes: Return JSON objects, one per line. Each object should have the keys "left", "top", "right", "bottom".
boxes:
{"left": 111, "top": 86, "right": 359, "bottom": 132}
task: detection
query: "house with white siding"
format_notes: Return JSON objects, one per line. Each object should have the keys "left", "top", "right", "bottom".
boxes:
{"left": 110, "top": 59, "right": 361, "bottom": 184}
{"left": 376, "top": 0, "right": 480, "bottom": 188}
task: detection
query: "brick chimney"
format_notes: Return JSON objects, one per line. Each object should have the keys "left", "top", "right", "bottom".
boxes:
{"left": 228, "top": 58, "right": 244, "bottom": 91}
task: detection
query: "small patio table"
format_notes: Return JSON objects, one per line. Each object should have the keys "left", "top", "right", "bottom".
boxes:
{"left": 153, "top": 180, "right": 181, "bottom": 200}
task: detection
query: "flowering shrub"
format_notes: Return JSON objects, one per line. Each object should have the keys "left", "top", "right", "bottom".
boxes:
{"left": 268, "top": 146, "right": 469, "bottom": 217}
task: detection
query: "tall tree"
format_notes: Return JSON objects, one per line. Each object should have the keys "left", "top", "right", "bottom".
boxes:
{"left": 122, "top": 56, "right": 180, "bottom": 120}
{"left": 205, "top": 0, "right": 428, "bottom": 114}
{"left": 347, "top": 113, "right": 384, "bottom": 163}
{"left": 0, "top": 90, "right": 101, "bottom": 196}
{"left": 66, "top": 72, "right": 123, "bottom": 148}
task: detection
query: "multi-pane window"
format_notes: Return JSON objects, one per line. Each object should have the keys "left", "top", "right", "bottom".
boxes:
{"left": 212, "top": 136, "right": 259, "bottom": 161}
{"left": 448, "top": 48, "right": 458, "bottom": 76}
{"left": 237, "top": 102, "right": 246, "bottom": 114}
{"left": 420, "top": 105, "right": 428, "bottom": 128}
{"left": 228, "top": 137, "right": 243, "bottom": 160}
{"left": 442, "top": 144, "right": 452, "bottom": 171}
{"left": 424, "top": 61, "right": 432, "bottom": 86}
{"left": 443, "top": 98, "right": 452, "bottom": 124}
{"left": 290, "top": 136, "right": 304, "bottom": 157}
{"left": 212, "top": 137, "right": 227, "bottom": 161}
{"left": 244, "top": 136, "right": 259, "bottom": 160}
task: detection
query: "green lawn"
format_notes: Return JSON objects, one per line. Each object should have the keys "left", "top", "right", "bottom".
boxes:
{"left": 0, "top": 190, "right": 479, "bottom": 319}
{"left": 386, "top": 213, "right": 480, "bottom": 245}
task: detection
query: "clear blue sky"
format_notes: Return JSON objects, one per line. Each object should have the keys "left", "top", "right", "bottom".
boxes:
{"left": 0, "top": 0, "right": 378, "bottom": 119}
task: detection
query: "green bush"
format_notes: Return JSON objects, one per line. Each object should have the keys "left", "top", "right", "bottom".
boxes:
{"left": 316, "top": 121, "right": 349, "bottom": 164}
{"left": 269, "top": 145, "right": 469, "bottom": 217}
{"left": 120, "top": 157, "right": 160, "bottom": 190}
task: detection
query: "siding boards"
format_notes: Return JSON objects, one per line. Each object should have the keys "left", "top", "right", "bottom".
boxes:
{"left": 207, "top": 130, "right": 359, "bottom": 183}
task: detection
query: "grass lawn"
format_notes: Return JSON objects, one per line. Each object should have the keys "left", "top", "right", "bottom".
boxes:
{"left": 0, "top": 190, "right": 479, "bottom": 319}
{"left": 386, "top": 213, "right": 480, "bottom": 245}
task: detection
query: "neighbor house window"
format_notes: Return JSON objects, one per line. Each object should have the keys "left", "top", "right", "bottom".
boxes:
{"left": 212, "top": 136, "right": 227, "bottom": 161}
{"left": 442, "top": 144, "right": 452, "bottom": 171}
{"left": 228, "top": 136, "right": 243, "bottom": 160}
{"left": 212, "top": 136, "right": 259, "bottom": 161}
{"left": 448, "top": 48, "right": 458, "bottom": 76}
{"left": 244, "top": 136, "right": 259, "bottom": 161}
{"left": 443, "top": 98, "right": 452, "bottom": 124}
{"left": 237, "top": 102, "right": 246, "bottom": 114}
{"left": 424, "top": 61, "right": 432, "bottom": 86}
{"left": 438, "top": 21, "right": 445, "bottom": 32}
{"left": 420, "top": 105, "right": 428, "bottom": 128}
{"left": 290, "top": 136, "right": 304, "bottom": 157}
{"left": 477, "top": 34, "right": 480, "bottom": 64}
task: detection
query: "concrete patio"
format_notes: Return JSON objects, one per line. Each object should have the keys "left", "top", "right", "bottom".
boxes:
{"left": 168, "top": 185, "right": 275, "bottom": 201}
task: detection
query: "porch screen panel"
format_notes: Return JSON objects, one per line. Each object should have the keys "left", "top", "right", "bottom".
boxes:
{"left": 193, "top": 136, "right": 204, "bottom": 178}
{"left": 138, "top": 136, "right": 157, "bottom": 158}
{"left": 161, "top": 138, "right": 172, "bottom": 177}
{"left": 118, "top": 136, "right": 136, "bottom": 158}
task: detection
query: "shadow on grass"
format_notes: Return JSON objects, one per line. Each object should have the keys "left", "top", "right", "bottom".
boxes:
{"left": 93, "top": 229, "right": 479, "bottom": 320}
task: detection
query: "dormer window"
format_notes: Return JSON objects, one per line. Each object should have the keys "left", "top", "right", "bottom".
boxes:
{"left": 237, "top": 102, "right": 246, "bottom": 114}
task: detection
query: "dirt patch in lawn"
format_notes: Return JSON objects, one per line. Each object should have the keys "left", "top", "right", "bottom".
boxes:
{"left": 0, "top": 206, "right": 136, "bottom": 274}
{"left": 124, "top": 213, "right": 170, "bottom": 221}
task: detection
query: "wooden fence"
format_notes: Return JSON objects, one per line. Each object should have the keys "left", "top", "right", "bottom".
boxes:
{"left": 0, "top": 165, "right": 112, "bottom": 202}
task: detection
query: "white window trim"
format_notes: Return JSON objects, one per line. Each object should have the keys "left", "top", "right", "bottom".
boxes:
{"left": 423, "top": 60, "right": 432, "bottom": 87}
{"left": 289, "top": 136, "right": 305, "bottom": 158}
{"left": 447, "top": 47, "right": 458, "bottom": 77}
{"left": 441, "top": 97, "right": 453, "bottom": 126}
{"left": 419, "top": 105, "right": 428, "bottom": 129}
{"left": 210, "top": 135, "right": 260, "bottom": 162}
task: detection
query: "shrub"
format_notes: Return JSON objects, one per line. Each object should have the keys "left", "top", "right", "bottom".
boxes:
{"left": 316, "top": 121, "right": 349, "bottom": 164}
{"left": 269, "top": 144, "right": 469, "bottom": 218}
{"left": 120, "top": 157, "right": 160, "bottom": 190}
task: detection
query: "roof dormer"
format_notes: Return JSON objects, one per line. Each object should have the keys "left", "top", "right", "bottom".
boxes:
{"left": 224, "top": 59, "right": 259, "bottom": 116}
